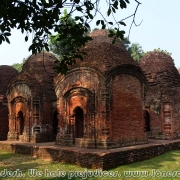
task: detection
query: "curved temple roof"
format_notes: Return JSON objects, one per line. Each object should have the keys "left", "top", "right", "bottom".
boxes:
{"left": 140, "top": 51, "right": 177, "bottom": 74}
{"left": 70, "top": 29, "right": 140, "bottom": 75}
{"left": 140, "top": 51, "right": 180, "bottom": 88}
{"left": 0, "top": 65, "right": 18, "bottom": 95}
{"left": 8, "top": 52, "right": 57, "bottom": 101}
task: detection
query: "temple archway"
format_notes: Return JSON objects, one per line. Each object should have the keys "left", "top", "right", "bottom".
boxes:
{"left": 74, "top": 107, "right": 84, "bottom": 138}
{"left": 18, "top": 111, "right": 24, "bottom": 135}
{"left": 53, "top": 110, "right": 58, "bottom": 135}
{"left": 144, "top": 110, "right": 150, "bottom": 132}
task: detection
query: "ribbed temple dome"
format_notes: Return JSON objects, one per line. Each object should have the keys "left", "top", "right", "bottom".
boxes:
{"left": 140, "top": 51, "right": 177, "bottom": 74}
{"left": 22, "top": 52, "right": 56, "bottom": 75}
{"left": 70, "top": 29, "right": 139, "bottom": 75}
{"left": 8, "top": 52, "right": 57, "bottom": 101}
{"left": 140, "top": 51, "right": 180, "bottom": 87}
{"left": 0, "top": 65, "right": 18, "bottom": 95}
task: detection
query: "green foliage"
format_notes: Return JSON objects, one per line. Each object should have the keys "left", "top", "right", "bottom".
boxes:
{"left": 48, "top": 9, "right": 76, "bottom": 59}
{"left": 121, "top": 38, "right": 144, "bottom": 61}
{"left": 0, "top": 0, "right": 141, "bottom": 74}
{"left": 144, "top": 48, "right": 172, "bottom": 57}
{"left": 12, "top": 63, "right": 23, "bottom": 72}
{"left": 121, "top": 37, "right": 131, "bottom": 50}
{"left": 92, "top": 28, "right": 100, "bottom": 32}
{"left": 143, "top": 48, "right": 173, "bottom": 62}
{"left": 1, "top": 150, "right": 180, "bottom": 180}
{"left": 11, "top": 58, "right": 27, "bottom": 72}
{"left": 128, "top": 43, "right": 144, "bottom": 62}
{"left": 122, "top": 41, "right": 172, "bottom": 62}
{"left": 49, "top": 9, "right": 91, "bottom": 74}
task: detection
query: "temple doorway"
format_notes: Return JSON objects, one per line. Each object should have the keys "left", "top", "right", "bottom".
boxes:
{"left": 53, "top": 110, "right": 58, "bottom": 135}
{"left": 144, "top": 110, "right": 150, "bottom": 131}
{"left": 74, "top": 107, "right": 84, "bottom": 138}
{"left": 18, "top": 111, "right": 24, "bottom": 135}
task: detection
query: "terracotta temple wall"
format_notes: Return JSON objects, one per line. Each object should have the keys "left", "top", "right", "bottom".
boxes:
{"left": 140, "top": 52, "right": 180, "bottom": 140}
{"left": 110, "top": 74, "right": 146, "bottom": 147}
{"left": 0, "top": 66, "right": 18, "bottom": 140}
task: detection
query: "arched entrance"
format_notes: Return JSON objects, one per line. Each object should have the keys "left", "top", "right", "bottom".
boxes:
{"left": 74, "top": 107, "right": 84, "bottom": 138}
{"left": 53, "top": 110, "right": 58, "bottom": 135}
{"left": 144, "top": 110, "right": 150, "bottom": 131}
{"left": 18, "top": 111, "right": 24, "bottom": 135}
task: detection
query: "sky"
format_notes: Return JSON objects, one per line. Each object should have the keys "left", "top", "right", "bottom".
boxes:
{"left": 0, "top": 0, "right": 180, "bottom": 68}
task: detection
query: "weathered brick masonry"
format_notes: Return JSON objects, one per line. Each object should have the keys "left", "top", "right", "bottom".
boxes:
{"left": 1, "top": 140, "right": 180, "bottom": 170}
{"left": 140, "top": 52, "right": 180, "bottom": 140}
{"left": 1, "top": 30, "right": 180, "bottom": 170}
{"left": 6, "top": 52, "right": 58, "bottom": 142}
{"left": 55, "top": 30, "right": 148, "bottom": 148}
{"left": 0, "top": 66, "right": 18, "bottom": 140}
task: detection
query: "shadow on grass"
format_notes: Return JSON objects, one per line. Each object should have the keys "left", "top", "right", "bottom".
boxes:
{"left": 113, "top": 150, "right": 180, "bottom": 171}
{"left": 0, "top": 152, "right": 15, "bottom": 161}
{"left": 0, "top": 152, "right": 100, "bottom": 180}
{"left": 1, "top": 150, "right": 180, "bottom": 180}
{"left": 0, "top": 152, "right": 40, "bottom": 172}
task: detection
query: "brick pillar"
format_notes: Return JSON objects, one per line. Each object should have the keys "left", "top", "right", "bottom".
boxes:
{"left": 163, "top": 103, "right": 173, "bottom": 139}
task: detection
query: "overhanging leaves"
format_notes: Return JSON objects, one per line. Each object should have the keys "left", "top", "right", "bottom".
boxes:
{"left": 0, "top": 0, "right": 142, "bottom": 74}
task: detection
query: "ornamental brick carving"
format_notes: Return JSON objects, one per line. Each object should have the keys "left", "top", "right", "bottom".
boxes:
{"left": 55, "top": 30, "right": 148, "bottom": 148}
{"left": 3, "top": 30, "right": 180, "bottom": 149}
{"left": 140, "top": 51, "right": 180, "bottom": 139}
{"left": 6, "top": 52, "right": 58, "bottom": 142}
{"left": 0, "top": 66, "right": 18, "bottom": 140}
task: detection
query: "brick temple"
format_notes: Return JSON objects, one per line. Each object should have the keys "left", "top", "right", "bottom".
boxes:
{"left": 6, "top": 52, "right": 58, "bottom": 142}
{"left": 54, "top": 30, "right": 148, "bottom": 148}
{"left": 140, "top": 51, "right": 180, "bottom": 140}
{"left": 0, "top": 30, "right": 180, "bottom": 149}
{"left": 0, "top": 65, "right": 18, "bottom": 140}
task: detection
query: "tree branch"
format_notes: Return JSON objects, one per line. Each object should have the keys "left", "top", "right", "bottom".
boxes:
{"left": 128, "top": 1, "right": 142, "bottom": 39}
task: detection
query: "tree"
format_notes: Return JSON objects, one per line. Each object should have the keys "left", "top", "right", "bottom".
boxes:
{"left": 121, "top": 37, "right": 131, "bottom": 50}
{"left": 49, "top": 9, "right": 91, "bottom": 73}
{"left": 12, "top": 58, "right": 27, "bottom": 72}
{"left": 48, "top": 9, "right": 76, "bottom": 73}
{"left": 0, "top": 0, "right": 142, "bottom": 74}
{"left": 128, "top": 43, "right": 144, "bottom": 62}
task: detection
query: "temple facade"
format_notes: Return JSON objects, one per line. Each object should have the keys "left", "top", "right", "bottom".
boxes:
{"left": 0, "top": 66, "right": 18, "bottom": 140}
{"left": 6, "top": 52, "right": 58, "bottom": 142}
{"left": 54, "top": 30, "right": 148, "bottom": 148}
{"left": 1, "top": 30, "right": 180, "bottom": 148}
{"left": 140, "top": 51, "right": 180, "bottom": 139}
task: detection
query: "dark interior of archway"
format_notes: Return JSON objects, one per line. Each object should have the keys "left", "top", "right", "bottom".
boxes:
{"left": 53, "top": 110, "right": 58, "bottom": 135}
{"left": 144, "top": 110, "right": 150, "bottom": 131}
{"left": 74, "top": 107, "right": 84, "bottom": 138}
{"left": 18, "top": 111, "right": 24, "bottom": 135}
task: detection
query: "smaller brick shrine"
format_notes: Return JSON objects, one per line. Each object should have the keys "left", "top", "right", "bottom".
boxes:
{"left": 140, "top": 51, "right": 180, "bottom": 139}
{"left": 0, "top": 66, "right": 18, "bottom": 140}
{"left": 6, "top": 52, "right": 58, "bottom": 142}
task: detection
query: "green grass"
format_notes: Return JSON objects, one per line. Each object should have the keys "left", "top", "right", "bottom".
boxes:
{"left": 0, "top": 150, "right": 180, "bottom": 179}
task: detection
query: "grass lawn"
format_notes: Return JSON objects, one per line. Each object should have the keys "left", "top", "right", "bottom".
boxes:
{"left": 0, "top": 150, "right": 180, "bottom": 180}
